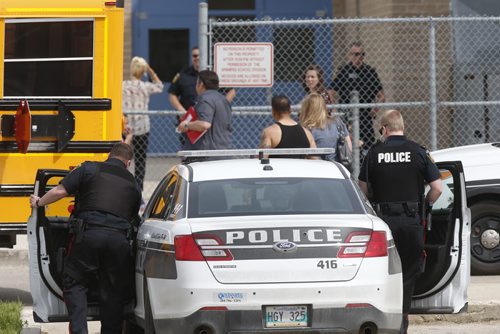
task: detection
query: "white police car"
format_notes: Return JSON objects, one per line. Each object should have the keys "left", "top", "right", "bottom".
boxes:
{"left": 432, "top": 142, "right": 500, "bottom": 275}
{"left": 28, "top": 149, "right": 470, "bottom": 334}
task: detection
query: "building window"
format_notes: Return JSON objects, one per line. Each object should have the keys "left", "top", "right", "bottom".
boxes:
{"left": 208, "top": 0, "right": 255, "bottom": 10}
{"left": 149, "top": 29, "right": 190, "bottom": 82}
{"left": 273, "top": 27, "right": 315, "bottom": 82}
{"left": 4, "top": 19, "right": 93, "bottom": 97}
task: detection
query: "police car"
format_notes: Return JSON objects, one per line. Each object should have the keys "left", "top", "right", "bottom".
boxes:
{"left": 432, "top": 142, "right": 500, "bottom": 275}
{"left": 28, "top": 149, "right": 470, "bottom": 334}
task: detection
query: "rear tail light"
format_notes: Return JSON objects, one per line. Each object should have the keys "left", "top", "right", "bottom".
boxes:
{"left": 338, "top": 231, "right": 387, "bottom": 258}
{"left": 175, "top": 234, "right": 233, "bottom": 261}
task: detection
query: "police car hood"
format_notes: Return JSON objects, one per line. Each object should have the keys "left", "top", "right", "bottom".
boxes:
{"left": 432, "top": 142, "right": 500, "bottom": 182}
{"left": 189, "top": 215, "right": 376, "bottom": 284}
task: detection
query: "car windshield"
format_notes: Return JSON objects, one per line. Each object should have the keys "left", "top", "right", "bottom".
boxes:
{"left": 188, "top": 177, "right": 364, "bottom": 218}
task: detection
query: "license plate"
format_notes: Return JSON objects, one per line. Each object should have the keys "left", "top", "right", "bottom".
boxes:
{"left": 264, "top": 305, "right": 308, "bottom": 328}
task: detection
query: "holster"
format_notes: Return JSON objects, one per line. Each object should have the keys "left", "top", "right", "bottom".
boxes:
{"left": 69, "top": 217, "right": 86, "bottom": 244}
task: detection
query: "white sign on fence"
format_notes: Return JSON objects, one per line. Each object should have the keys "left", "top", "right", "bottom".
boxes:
{"left": 214, "top": 43, "right": 273, "bottom": 87}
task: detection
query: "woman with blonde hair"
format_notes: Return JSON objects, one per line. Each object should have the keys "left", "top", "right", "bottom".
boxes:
{"left": 299, "top": 93, "right": 352, "bottom": 164}
{"left": 123, "top": 56, "right": 163, "bottom": 193}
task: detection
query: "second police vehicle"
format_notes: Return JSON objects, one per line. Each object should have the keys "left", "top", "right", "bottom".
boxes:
{"left": 28, "top": 149, "right": 470, "bottom": 333}
{"left": 433, "top": 142, "right": 500, "bottom": 275}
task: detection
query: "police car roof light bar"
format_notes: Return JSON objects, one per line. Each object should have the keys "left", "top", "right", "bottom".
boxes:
{"left": 177, "top": 148, "right": 334, "bottom": 159}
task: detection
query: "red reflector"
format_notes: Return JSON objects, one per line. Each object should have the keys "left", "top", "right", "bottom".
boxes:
{"left": 345, "top": 303, "right": 373, "bottom": 309}
{"left": 200, "top": 306, "right": 228, "bottom": 311}
{"left": 15, "top": 100, "right": 31, "bottom": 153}
{"left": 104, "top": 2, "right": 116, "bottom": 6}
{"left": 68, "top": 204, "right": 75, "bottom": 213}
{"left": 174, "top": 235, "right": 205, "bottom": 261}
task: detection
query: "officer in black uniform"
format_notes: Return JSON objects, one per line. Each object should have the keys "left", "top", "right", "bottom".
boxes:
{"left": 30, "top": 142, "right": 142, "bottom": 334}
{"left": 330, "top": 41, "right": 385, "bottom": 151}
{"left": 168, "top": 46, "right": 200, "bottom": 113}
{"left": 358, "top": 109, "right": 442, "bottom": 334}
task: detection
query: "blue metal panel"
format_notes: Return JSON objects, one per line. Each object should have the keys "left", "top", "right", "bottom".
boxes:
{"left": 256, "top": 0, "right": 332, "bottom": 18}
{"left": 131, "top": 0, "right": 333, "bottom": 154}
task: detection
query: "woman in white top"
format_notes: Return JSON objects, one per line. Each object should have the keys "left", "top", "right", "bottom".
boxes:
{"left": 122, "top": 56, "right": 163, "bottom": 191}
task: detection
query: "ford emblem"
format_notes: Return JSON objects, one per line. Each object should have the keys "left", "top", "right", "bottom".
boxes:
{"left": 273, "top": 241, "right": 298, "bottom": 253}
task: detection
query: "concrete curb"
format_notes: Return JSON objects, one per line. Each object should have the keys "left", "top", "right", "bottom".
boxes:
{"left": 410, "top": 303, "right": 500, "bottom": 324}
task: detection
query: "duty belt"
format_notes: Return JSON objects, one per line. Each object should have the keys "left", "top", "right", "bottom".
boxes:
{"left": 85, "top": 223, "right": 128, "bottom": 236}
{"left": 377, "top": 202, "right": 420, "bottom": 217}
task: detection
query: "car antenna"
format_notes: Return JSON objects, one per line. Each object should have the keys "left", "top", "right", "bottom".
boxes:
{"left": 258, "top": 151, "right": 270, "bottom": 165}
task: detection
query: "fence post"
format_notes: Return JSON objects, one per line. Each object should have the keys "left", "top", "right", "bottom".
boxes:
{"left": 198, "top": 2, "right": 209, "bottom": 70}
{"left": 428, "top": 17, "right": 438, "bottom": 150}
{"left": 350, "top": 90, "right": 360, "bottom": 179}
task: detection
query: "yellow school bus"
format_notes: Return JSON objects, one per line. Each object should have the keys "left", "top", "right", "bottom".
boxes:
{"left": 0, "top": 0, "right": 124, "bottom": 247}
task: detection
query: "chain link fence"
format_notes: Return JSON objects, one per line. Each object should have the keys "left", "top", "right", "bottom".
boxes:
{"left": 131, "top": 15, "right": 500, "bottom": 200}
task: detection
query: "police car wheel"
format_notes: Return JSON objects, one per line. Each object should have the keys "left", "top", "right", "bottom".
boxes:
{"left": 470, "top": 201, "right": 500, "bottom": 275}
{"left": 144, "top": 278, "right": 156, "bottom": 334}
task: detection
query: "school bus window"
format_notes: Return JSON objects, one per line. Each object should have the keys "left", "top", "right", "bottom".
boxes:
{"left": 4, "top": 19, "right": 94, "bottom": 98}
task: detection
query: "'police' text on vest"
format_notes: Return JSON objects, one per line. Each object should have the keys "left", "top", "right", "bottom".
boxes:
{"left": 378, "top": 152, "right": 411, "bottom": 163}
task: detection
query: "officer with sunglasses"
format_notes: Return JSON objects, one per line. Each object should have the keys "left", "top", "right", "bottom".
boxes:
{"left": 358, "top": 109, "right": 442, "bottom": 334}
{"left": 330, "top": 41, "right": 385, "bottom": 151}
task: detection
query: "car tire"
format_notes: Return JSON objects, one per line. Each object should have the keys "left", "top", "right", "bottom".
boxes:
{"left": 144, "top": 278, "right": 156, "bottom": 334}
{"left": 470, "top": 201, "right": 500, "bottom": 275}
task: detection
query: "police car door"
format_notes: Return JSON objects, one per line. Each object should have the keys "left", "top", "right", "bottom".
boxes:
{"left": 27, "top": 169, "right": 99, "bottom": 322}
{"left": 411, "top": 161, "right": 470, "bottom": 314}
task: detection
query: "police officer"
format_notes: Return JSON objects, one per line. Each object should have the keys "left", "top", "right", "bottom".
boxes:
{"left": 358, "top": 109, "right": 442, "bottom": 334}
{"left": 168, "top": 46, "right": 200, "bottom": 114}
{"left": 168, "top": 46, "right": 236, "bottom": 113}
{"left": 30, "top": 143, "right": 141, "bottom": 334}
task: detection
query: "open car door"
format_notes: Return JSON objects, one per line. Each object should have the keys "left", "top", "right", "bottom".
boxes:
{"left": 411, "top": 161, "right": 471, "bottom": 313}
{"left": 28, "top": 169, "right": 101, "bottom": 322}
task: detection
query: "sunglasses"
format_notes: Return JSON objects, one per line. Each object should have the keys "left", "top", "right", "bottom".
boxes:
{"left": 352, "top": 52, "right": 366, "bottom": 56}
{"left": 192, "top": 54, "right": 200, "bottom": 58}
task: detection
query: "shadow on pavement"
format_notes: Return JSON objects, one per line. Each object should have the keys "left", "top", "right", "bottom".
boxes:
{"left": 0, "top": 287, "right": 33, "bottom": 304}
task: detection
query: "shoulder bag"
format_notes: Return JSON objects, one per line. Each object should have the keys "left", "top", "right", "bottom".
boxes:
{"left": 335, "top": 119, "right": 353, "bottom": 172}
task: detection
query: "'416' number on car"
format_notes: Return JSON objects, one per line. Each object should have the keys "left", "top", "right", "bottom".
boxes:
{"left": 317, "top": 260, "right": 337, "bottom": 269}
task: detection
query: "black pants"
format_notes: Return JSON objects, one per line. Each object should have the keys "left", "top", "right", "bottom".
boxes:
{"left": 132, "top": 133, "right": 149, "bottom": 191}
{"left": 63, "top": 228, "right": 134, "bottom": 334}
{"left": 380, "top": 214, "right": 424, "bottom": 334}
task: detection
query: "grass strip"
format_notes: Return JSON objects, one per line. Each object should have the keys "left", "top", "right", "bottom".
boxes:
{"left": 0, "top": 300, "right": 24, "bottom": 334}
